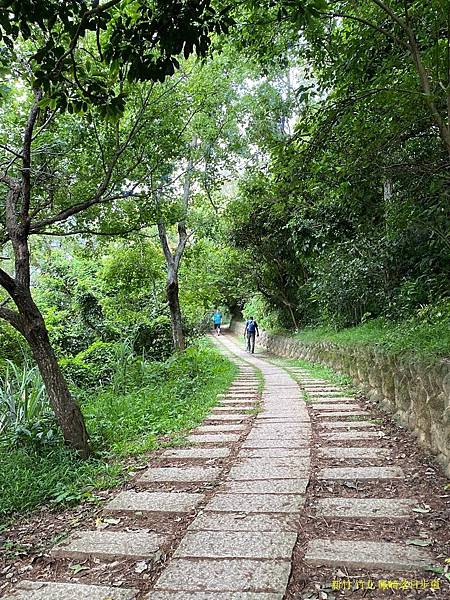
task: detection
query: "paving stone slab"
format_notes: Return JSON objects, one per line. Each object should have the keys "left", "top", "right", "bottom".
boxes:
{"left": 229, "top": 465, "right": 308, "bottom": 480}
{"left": 321, "top": 420, "right": 376, "bottom": 428}
{"left": 212, "top": 407, "right": 253, "bottom": 413}
{"left": 194, "top": 424, "right": 245, "bottom": 433}
{"left": 205, "top": 414, "right": 249, "bottom": 422}
{"left": 253, "top": 424, "right": 306, "bottom": 433}
{"left": 224, "top": 479, "right": 308, "bottom": 495}
{"left": 239, "top": 448, "right": 310, "bottom": 458}
{"left": 237, "top": 457, "right": 310, "bottom": 469}
{"left": 303, "top": 387, "right": 342, "bottom": 392}
{"left": 313, "top": 403, "right": 363, "bottom": 411}
{"left": 304, "top": 539, "right": 434, "bottom": 571}
{"left": 219, "top": 400, "right": 254, "bottom": 406}
{"left": 207, "top": 493, "right": 305, "bottom": 513}
{"left": 188, "top": 433, "right": 240, "bottom": 443}
{"left": 263, "top": 393, "right": 299, "bottom": 400}
{"left": 245, "top": 436, "right": 310, "bottom": 445}
{"left": 318, "top": 411, "right": 368, "bottom": 418}
{"left": 4, "top": 581, "right": 137, "bottom": 600}
{"left": 308, "top": 396, "right": 355, "bottom": 403}
{"left": 245, "top": 432, "right": 308, "bottom": 442}
{"left": 255, "top": 417, "right": 310, "bottom": 423}
{"left": 318, "top": 446, "right": 389, "bottom": 459}
{"left": 243, "top": 439, "right": 309, "bottom": 449}
{"left": 146, "top": 593, "right": 282, "bottom": 600}
{"left": 189, "top": 512, "right": 298, "bottom": 532}
{"left": 222, "top": 391, "right": 257, "bottom": 395}
{"left": 314, "top": 497, "right": 415, "bottom": 518}
{"left": 105, "top": 491, "right": 203, "bottom": 513}
{"left": 144, "top": 590, "right": 283, "bottom": 600}
{"left": 154, "top": 558, "right": 291, "bottom": 592}
{"left": 322, "top": 431, "right": 385, "bottom": 440}
{"left": 162, "top": 447, "right": 231, "bottom": 459}
{"left": 138, "top": 466, "right": 221, "bottom": 483}
{"left": 255, "top": 415, "right": 308, "bottom": 422}
{"left": 52, "top": 529, "right": 168, "bottom": 560}
{"left": 318, "top": 466, "right": 404, "bottom": 481}
{"left": 174, "top": 530, "right": 297, "bottom": 559}
{"left": 308, "top": 393, "right": 347, "bottom": 398}
{"left": 248, "top": 423, "right": 311, "bottom": 440}
{"left": 220, "top": 392, "right": 256, "bottom": 396}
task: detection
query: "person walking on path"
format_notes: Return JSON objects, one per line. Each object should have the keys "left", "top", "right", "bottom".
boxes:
{"left": 244, "top": 316, "right": 259, "bottom": 353}
{"left": 213, "top": 308, "right": 223, "bottom": 336}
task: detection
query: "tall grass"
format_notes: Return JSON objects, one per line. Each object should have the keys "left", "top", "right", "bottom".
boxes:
{"left": 0, "top": 361, "right": 57, "bottom": 447}
{"left": 0, "top": 340, "right": 236, "bottom": 521}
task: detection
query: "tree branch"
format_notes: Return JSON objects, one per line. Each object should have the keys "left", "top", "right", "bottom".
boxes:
{"left": 21, "top": 91, "right": 43, "bottom": 226}
{"left": 157, "top": 219, "right": 174, "bottom": 266}
{"left": 51, "top": 0, "right": 122, "bottom": 78}
{"left": 0, "top": 267, "right": 17, "bottom": 296}
{"left": 0, "top": 304, "right": 25, "bottom": 334}
{"left": 28, "top": 189, "right": 143, "bottom": 235}
{"left": 0, "top": 145, "right": 24, "bottom": 160}
{"left": 369, "top": 0, "right": 408, "bottom": 30}
{"left": 318, "top": 11, "right": 406, "bottom": 47}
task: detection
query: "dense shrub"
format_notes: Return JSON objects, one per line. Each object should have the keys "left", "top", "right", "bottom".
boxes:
{"left": 132, "top": 316, "right": 173, "bottom": 359}
{"left": 243, "top": 294, "right": 284, "bottom": 332}
{"left": 59, "top": 355, "right": 98, "bottom": 390}
{"left": 0, "top": 323, "right": 29, "bottom": 375}
{"left": 0, "top": 341, "right": 236, "bottom": 517}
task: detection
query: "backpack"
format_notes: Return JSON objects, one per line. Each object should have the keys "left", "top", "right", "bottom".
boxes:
{"left": 246, "top": 319, "right": 256, "bottom": 333}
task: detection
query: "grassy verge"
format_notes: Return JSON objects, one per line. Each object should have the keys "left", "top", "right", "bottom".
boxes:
{"left": 291, "top": 306, "right": 450, "bottom": 362}
{"left": 0, "top": 339, "right": 236, "bottom": 524}
{"left": 268, "top": 355, "right": 356, "bottom": 404}
{"left": 269, "top": 355, "right": 353, "bottom": 387}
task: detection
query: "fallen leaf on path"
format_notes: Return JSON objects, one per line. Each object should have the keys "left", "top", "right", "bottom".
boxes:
{"left": 406, "top": 538, "right": 432, "bottom": 547}
{"left": 69, "top": 564, "right": 90, "bottom": 574}
{"left": 134, "top": 560, "right": 148, "bottom": 573}
{"left": 103, "top": 517, "right": 121, "bottom": 525}
{"left": 342, "top": 481, "right": 358, "bottom": 489}
{"left": 95, "top": 518, "right": 109, "bottom": 530}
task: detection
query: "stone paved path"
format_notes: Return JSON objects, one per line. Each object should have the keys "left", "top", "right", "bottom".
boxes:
{"left": 4, "top": 332, "right": 447, "bottom": 599}
{"left": 151, "top": 336, "right": 310, "bottom": 597}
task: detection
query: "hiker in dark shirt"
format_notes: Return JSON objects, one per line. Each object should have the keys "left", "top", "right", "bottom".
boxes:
{"left": 244, "top": 317, "right": 259, "bottom": 353}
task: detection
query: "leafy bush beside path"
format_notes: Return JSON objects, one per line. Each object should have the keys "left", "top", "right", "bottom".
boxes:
{"left": 0, "top": 340, "right": 236, "bottom": 522}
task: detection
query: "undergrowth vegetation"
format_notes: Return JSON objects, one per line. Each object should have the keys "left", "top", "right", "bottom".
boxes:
{"left": 292, "top": 300, "right": 450, "bottom": 361}
{"left": 0, "top": 340, "right": 236, "bottom": 521}
{"left": 245, "top": 296, "right": 450, "bottom": 362}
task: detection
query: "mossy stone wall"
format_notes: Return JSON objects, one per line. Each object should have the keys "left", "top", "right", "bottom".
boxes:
{"left": 256, "top": 330, "right": 450, "bottom": 476}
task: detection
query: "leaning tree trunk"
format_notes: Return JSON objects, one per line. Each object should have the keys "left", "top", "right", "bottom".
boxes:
{"left": 16, "top": 291, "right": 90, "bottom": 458}
{"left": 166, "top": 266, "right": 185, "bottom": 352}
{"left": 0, "top": 93, "right": 90, "bottom": 457}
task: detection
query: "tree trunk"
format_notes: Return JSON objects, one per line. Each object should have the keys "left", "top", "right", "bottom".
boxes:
{"left": 15, "top": 291, "right": 90, "bottom": 457}
{"left": 166, "top": 266, "right": 185, "bottom": 351}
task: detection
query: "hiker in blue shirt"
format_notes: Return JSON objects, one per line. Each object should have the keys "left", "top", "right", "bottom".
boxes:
{"left": 244, "top": 317, "right": 259, "bottom": 353}
{"left": 213, "top": 308, "right": 223, "bottom": 336}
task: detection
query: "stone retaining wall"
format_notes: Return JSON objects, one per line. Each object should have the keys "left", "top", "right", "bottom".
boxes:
{"left": 232, "top": 320, "right": 450, "bottom": 476}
